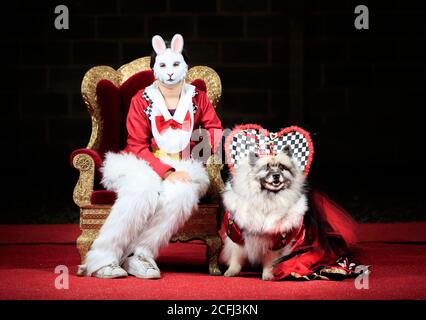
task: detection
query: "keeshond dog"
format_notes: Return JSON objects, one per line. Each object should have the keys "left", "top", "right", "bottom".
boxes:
{"left": 221, "top": 146, "right": 308, "bottom": 280}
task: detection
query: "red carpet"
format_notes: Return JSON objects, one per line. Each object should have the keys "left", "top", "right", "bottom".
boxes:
{"left": 0, "top": 223, "right": 426, "bottom": 300}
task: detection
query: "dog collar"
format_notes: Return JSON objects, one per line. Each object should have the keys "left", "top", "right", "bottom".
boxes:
{"left": 223, "top": 210, "right": 305, "bottom": 251}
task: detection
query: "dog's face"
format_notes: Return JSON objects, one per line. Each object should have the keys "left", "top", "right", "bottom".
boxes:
{"left": 248, "top": 147, "right": 298, "bottom": 193}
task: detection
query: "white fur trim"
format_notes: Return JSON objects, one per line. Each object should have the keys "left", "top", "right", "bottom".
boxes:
{"left": 81, "top": 152, "right": 163, "bottom": 276}
{"left": 100, "top": 152, "right": 162, "bottom": 198}
{"left": 164, "top": 158, "right": 210, "bottom": 197}
{"left": 130, "top": 159, "right": 209, "bottom": 258}
{"left": 80, "top": 154, "right": 209, "bottom": 276}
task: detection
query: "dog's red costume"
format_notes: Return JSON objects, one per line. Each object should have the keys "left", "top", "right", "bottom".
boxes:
{"left": 223, "top": 191, "right": 362, "bottom": 280}
{"left": 224, "top": 124, "right": 365, "bottom": 281}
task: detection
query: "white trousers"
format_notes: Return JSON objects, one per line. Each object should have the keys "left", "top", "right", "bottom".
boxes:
{"left": 80, "top": 152, "right": 210, "bottom": 276}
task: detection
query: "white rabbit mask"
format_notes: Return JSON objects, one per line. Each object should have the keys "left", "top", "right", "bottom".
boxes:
{"left": 151, "top": 34, "right": 188, "bottom": 86}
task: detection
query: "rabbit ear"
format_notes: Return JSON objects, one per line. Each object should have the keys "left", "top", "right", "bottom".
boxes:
{"left": 170, "top": 34, "right": 184, "bottom": 53}
{"left": 152, "top": 35, "right": 166, "bottom": 54}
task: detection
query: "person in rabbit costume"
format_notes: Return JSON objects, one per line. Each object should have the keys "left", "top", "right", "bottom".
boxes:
{"left": 78, "top": 34, "right": 223, "bottom": 279}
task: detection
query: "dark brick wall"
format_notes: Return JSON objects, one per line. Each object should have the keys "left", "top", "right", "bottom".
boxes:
{"left": 1, "top": 0, "right": 425, "bottom": 222}
{"left": 304, "top": 0, "right": 426, "bottom": 220}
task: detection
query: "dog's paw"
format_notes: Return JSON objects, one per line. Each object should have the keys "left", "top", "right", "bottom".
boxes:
{"left": 262, "top": 271, "right": 274, "bottom": 281}
{"left": 224, "top": 268, "right": 240, "bottom": 277}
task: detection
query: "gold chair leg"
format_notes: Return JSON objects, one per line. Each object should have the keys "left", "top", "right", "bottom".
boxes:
{"left": 76, "top": 228, "right": 99, "bottom": 276}
{"left": 76, "top": 228, "right": 99, "bottom": 264}
{"left": 205, "top": 236, "right": 222, "bottom": 276}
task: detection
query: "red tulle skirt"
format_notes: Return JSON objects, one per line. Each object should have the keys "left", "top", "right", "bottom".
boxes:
{"left": 272, "top": 190, "right": 364, "bottom": 281}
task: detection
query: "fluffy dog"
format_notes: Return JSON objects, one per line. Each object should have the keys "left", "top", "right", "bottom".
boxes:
{"left": 221, "top": 146, "right": 308, "bottom": 280}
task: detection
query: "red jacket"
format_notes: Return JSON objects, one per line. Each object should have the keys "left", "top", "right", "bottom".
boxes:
{"left": 123, "top": 88, "right": 223, "bottom": 178}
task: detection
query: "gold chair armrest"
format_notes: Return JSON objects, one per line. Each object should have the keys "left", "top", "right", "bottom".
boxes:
{"left": 72, "top": 153, "right": 95, "bottom": 207}
{"left": 206, "top": 155, "right": 225, "bottom": 203}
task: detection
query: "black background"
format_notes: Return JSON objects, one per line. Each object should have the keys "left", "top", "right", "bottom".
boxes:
{"left": 1, "top": 0, "right": 425, "bottom": 223}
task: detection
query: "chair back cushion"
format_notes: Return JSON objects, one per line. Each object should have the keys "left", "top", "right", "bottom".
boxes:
{"left": 96, "top": 80, "right": 122, "bottom": 156}
{"left": 118, "top": 70, "right": 156, "bottom": 149}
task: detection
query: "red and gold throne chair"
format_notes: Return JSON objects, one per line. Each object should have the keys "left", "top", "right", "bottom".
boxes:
{"left": 70, "top": 57, "right": 224, "bottom": 275}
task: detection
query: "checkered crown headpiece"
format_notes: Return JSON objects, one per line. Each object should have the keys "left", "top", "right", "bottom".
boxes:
{"left": 226, "top": 125, "right": 314, "bottom": 176}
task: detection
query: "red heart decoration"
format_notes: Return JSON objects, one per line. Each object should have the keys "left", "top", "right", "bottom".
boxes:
{"left": 225, "top": 124, "right": 314, "bottom": 176}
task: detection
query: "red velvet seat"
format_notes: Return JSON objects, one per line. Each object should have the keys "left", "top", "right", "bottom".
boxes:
{"left": 90, "top": 190, "right": 117, "bottom": 205}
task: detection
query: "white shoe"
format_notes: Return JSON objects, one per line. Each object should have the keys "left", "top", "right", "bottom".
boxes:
{"left": 123, "top": 255, "right": 161, "bottom": 279}
{"left": 93, "top": 263, "right": 128, "bottom": 279}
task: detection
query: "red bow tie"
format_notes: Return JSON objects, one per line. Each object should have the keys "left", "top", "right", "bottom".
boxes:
{"left": 155, "top": 111, "right": 191, "bottom": 134}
